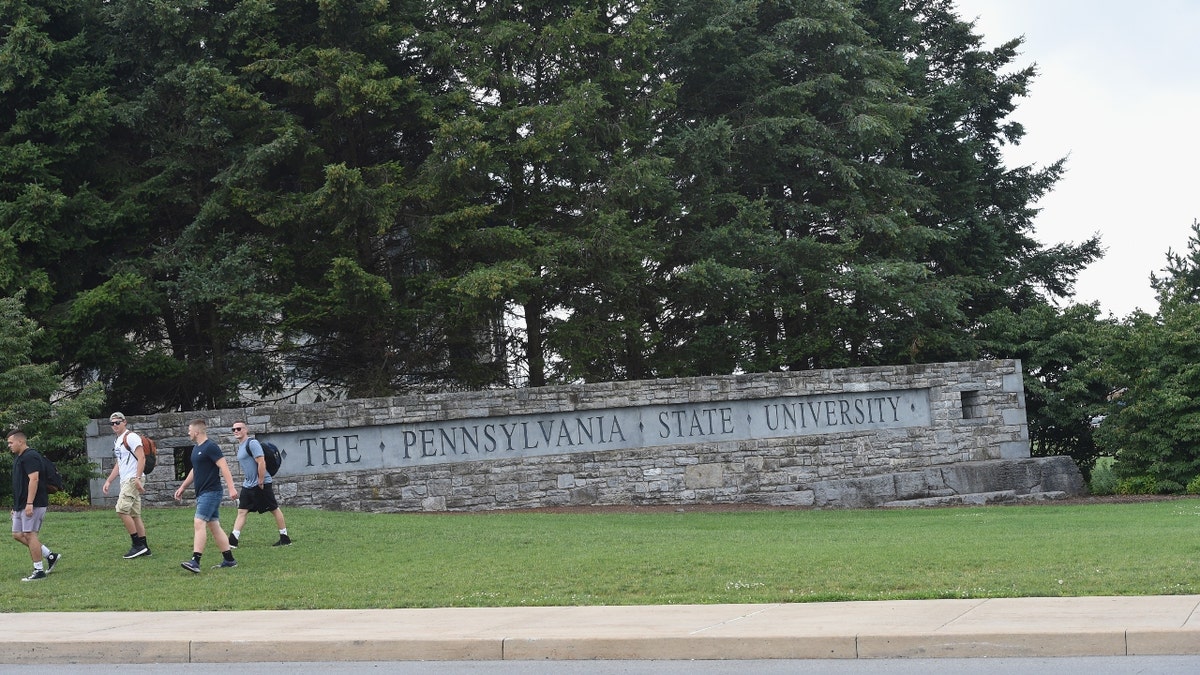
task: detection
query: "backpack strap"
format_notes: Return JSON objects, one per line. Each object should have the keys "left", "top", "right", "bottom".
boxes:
{"left": 120, "top": 431, "right": 141, "bottom": 459}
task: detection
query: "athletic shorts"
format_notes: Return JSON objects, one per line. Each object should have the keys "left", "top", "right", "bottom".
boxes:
{"left": 194, "top": 490, "right": 223, "bottom": 522}
{"left": 11, "top": 507, "right": 47, "bottom": 533}
{"left": 115, "top": 478, "right": 143, "bottom": 517}
{"left": 238, "top": 483, "right": 280, "bottom": 514}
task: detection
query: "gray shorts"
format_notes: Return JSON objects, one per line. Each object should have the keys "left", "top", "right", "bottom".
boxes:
{"left": 11, "top": 507, "right": 47, "bottom": 533}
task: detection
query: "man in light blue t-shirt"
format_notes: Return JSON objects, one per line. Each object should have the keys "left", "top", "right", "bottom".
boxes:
{"left": 229, "top": 420, "right": 291, "bottom": 548}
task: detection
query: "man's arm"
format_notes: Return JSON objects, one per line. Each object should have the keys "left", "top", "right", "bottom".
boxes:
{"left": 133, "top": 446, "right": 146, "bottom": 493}
{"left": 216, "top": 457, "right": 239, "bottom": 500}
{"left": 103, "top": 462, "right": 120, "bottom": 494}
{"left": 174, "top": 469, "right": 194, "bottom": 501}
{"left": 25, "top": 470, "right": 39, "bottom": 516}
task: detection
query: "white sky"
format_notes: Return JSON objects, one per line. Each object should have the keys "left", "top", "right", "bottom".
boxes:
{"left": 953, "top": 0, "right": 1200, "bottom": 317}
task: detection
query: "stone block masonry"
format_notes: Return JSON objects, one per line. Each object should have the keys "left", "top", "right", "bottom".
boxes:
{"left": 84, "top": 360, "right": 1084, "bottom": 512}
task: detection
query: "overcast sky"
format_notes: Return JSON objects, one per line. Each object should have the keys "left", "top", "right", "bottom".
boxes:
{"left": 952, "top": 0, "right": 1200, "bottom": 317}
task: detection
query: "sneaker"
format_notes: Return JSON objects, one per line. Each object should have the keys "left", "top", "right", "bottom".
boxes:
{"left": 228, "top": 533, "right": 238, "bottom": 549}
{"left": 180, "top": 559, "right": 201, "bottom": 574}
{"left": 213, "top": 559, "right": 237, "bottom": 569}
{"left": 22, "top": 569, "right": 47, "bottom": 582}
{"left": 46, "top": 552, "right": 61, "bottom": 574}
{"left": 123, "top": 544, "right": 150, "bottom": 559}
{"left": 273, "top": 534, "right": 292, "bottom": 547}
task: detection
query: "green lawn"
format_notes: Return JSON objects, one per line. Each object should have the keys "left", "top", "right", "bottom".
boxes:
{"left": 4, "top": 500, "right": 1198, "bottom": 612}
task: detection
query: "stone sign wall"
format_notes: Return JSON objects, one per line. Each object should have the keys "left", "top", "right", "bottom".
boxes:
{"left": 84, "top": 360, "right": 1084, "bottom": 511}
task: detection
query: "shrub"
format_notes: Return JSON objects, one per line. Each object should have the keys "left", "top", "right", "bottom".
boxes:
{"left": 1188, "top": 475, "right": 1200, "bottom": 495}
{"left": 1116, "top": 475, "right": 1159, "bottom": 495}
{"left": 56, "top": 456, "right": 100, "bottom": 498}
{"left": 1090, "top": 456, "right": 1118, "bottom": 495}
{"left": 1155, "top": 479, "right": 1185, "bottom": 495}
{"left": 48, "top": 491, "right": 91, "bottom": 507}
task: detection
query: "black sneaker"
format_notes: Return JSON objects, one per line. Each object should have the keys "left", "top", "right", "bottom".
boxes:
{"left": 228, "top": 533, "right": 238, "bottom": 549}
{"left": 46, "top": 552, "right": 61, "bottom": 573}
{"left": 22, "top": 569, "right": 47, "bottom": 581}
{"left": 124, "top": 544, "right": 150, "bottom": 559}
{"left": 180, "top": 559, "right": 201, "bottom": 574}
{"left": 213, "top": 559, "right": 237, "bottom": 569}
{"left": 273, "top": 534, "right": 292, "bottom": 547}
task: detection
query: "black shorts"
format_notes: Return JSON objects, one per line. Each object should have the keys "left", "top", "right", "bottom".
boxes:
{"left": 239, "top": 483, "right": 280, "bottom": 514}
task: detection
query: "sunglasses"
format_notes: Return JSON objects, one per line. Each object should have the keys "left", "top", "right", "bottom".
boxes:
{"left": 109, "top": 421, "right": 123, "bottom": 426}
{"left": 232, "top": 427, "right": 245, "bottom": 432}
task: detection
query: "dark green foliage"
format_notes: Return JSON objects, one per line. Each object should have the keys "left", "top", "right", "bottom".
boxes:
{"left": 650, "top": 0, "right": 1099, "bottom": 375}
{"left": 1095, "top": 221, "right": 1200, "bottom": 487}
{"left": 0, "top": 0, "right": 116, "bottom": 300}
{"left": 655, "top": 0, "right": 926, "bottom": 373}
{"left": 1186, "top": 474, "right": 1200, "bottom": 495}
{"left": 861, "top": 0, "right": 1100, "bottom": 354}
{"left": 0, "top": 294, "right": 102, "bottom": 496}
{"left": 978, "top": 303, "right": 1116, "bottom": 475}
{"left": 1088, "top": 457, "right": 1117, "bottom": 496}
{"left": 420, "top": 1, "right": 676, "bottom": 385}
{"left": 1115, "top": 475, "right": 1159, "bottom": 496}
{"left": 2, "top": 0, "right": 1112, "bottom": 468}
{"left": 238, "top": 0, "right": 447, "bottom": 397}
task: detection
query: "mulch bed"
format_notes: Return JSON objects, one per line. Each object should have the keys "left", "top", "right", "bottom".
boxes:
{"left": 508, "top": 494, "right": 1195, "bottom": 515}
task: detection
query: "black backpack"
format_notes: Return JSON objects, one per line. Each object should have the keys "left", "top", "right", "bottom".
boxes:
{"left": 260, "top": 440, "right": 283, "bottom": 476}
{"left": 30, "top": 450, "right": 65, "bottom": 495}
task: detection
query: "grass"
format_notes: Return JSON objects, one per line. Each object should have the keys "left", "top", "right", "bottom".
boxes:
{"left": 3, "top": 500, "right": 1199, "bottom": 612}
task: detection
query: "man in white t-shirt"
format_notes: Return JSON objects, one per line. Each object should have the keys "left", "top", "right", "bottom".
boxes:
{"left": 101, "top": 412, "right": 151, "bottom": 559}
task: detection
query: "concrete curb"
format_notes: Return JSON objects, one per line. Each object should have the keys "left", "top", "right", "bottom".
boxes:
{"left": 3, "top": 597, "right": 1200, "bottom": 663}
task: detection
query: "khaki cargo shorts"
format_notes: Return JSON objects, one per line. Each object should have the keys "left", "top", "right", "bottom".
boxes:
{"left": 115, "top": 478, "right": 143, "bottom": 518}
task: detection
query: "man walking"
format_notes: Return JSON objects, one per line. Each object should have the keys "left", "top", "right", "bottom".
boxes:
{"left": 173, "top": 419, "right": 238, "bottom": 573}
{"left": 101, "top": 412, "right": 151, "bottom": 558}
{"left": 7, "top": 429, "right": 61, "bottom": 581}
{"left": 229, "top": 421, "right": 292, "bottom": 548}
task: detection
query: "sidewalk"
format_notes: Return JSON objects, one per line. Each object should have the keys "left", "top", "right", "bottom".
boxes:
{"left": 3, "top": 596, "right": 1200, "bottom": 663}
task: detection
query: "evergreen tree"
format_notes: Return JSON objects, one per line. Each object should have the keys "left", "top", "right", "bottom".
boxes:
{"left": 0, "top": 294, "right": 103, "bottom": 496}
{"left": 861, "top": 0, "right": 1101, "bottom": 363}
{"left": 49, "top": 0, "right": 290, "bottom": 411}
{"left": 56, "top": 0, "right": 439, "bottom": 406}
{"left": 3, "top": 0, "right": 1119, "bottom": 422}
{"left": 1096, "top": 220, "right": 1200, "bottom": 490}
{"left": 420, "top": 1, "right": 675, "bottom": 385}
{"left": 655, "top": 0, "right": 928, "bottom": 373}
{"left": 1, "top": 0, "right": 120, "bottom": 328}
{"left": 980, "top": 302, "right": 1115, "bottom": 475}
{"left": 212, "top": 0, "right": 448, "bottom": 398}
{"left": 650, "top": 0, "right": 1101, "bottom": 377}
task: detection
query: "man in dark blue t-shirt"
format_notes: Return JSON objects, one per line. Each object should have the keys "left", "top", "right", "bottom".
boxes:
{"left": 173, "top": 419, "right": 239, "bottom": 573}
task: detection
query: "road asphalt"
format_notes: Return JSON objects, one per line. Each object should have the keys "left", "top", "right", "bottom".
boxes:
{"left": 3, "top": 595, "right": 1200, "bottom": 663}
